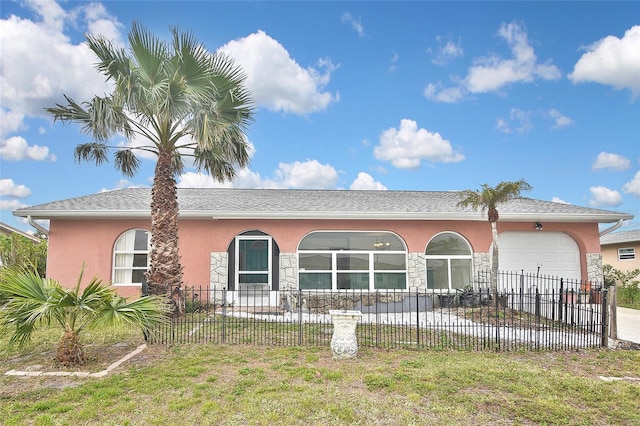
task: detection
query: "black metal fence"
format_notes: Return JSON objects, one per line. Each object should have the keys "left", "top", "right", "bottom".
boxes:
{"left": 147, "top": 272, "right": 608, "bottom": 351}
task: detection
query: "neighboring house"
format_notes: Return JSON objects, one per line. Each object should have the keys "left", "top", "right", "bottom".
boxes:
{"left": 12, "top": 188, "right": 633, "bottom": 298}
{"left": 0, "top": 221, "right": 41, "bottom": 268}
{"left": 600, "top": 229, "right": 640, "bottom": 273}
{"left": 0, "top": 221, "right": 40, "bottom": 243}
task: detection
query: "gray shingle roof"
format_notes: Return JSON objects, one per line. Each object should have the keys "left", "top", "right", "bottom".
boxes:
{"left": 600, "top": 229, "right": 640, "bottom": 245}
{"left": 13, "top": 188, "right": 634, "bottom": 223}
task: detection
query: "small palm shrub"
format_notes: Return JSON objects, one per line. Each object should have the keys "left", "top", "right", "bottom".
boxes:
{"left": 0, "top": 267, "right": 168, "bottom": 366}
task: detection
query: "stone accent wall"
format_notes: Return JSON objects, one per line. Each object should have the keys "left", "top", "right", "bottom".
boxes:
{"left": 473, "top": 252, "right": 490, "bottom": 274}
{"left": 586, "top": 252, "right": 603, "bottom": 284}
{"left": 407, "top": 252, "right": 426, "bottom": 290}
{"left": 279, "top": 253, "right": 298, "bottom": 291}
{"left": 209, "top": 252, "right": 228, "bottom": 291}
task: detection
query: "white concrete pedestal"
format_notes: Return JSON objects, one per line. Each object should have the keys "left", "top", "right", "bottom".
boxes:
{"left": 329, "top": 310, "right": 362, "bottom": 359}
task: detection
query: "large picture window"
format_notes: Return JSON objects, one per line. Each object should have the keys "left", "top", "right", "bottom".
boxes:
{"left": 113, "top": 229, "right": 150, "bottom": 286}
{"left": 298, "top": 231, "right": 407, "bottom": 290}
{"left": 425, "top": 232, "right": 472, "bottom": 290}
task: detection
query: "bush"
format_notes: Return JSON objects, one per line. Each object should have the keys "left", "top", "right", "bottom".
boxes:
{"left": 604, "top": 265, "right": 640, "bottom": 308}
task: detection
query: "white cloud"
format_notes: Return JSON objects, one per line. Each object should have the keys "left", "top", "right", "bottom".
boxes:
{"left": 569, "top": 25, "right": 640, "bottom": 98}
{"left": 0, "top": 2, "right": 117, "bottom": 121}
{"left": 547, "top": 109, "right": 574, "bottom": 129}
{"left": 374, "top": 119, "right": 465, "bottom": 169}
{"left": 592, "top": 152, "right": 631, "bottom": 171}
{"left": 466, "top": 22, "right": 561, "bottom": 93}
{"left": 273, "top": 160, "right": 339, "bottom": 189}
{"left": 589, "top": 186, "right": 623, "bottom": 207}
{"left": 389, "top": 51, "right": 399, "bottom": 73}
{"left": 177, "top": 168, "right": 265, "bottom": 189}
{"left": 424, "top": 83, "right": 465, "bottom": 103}
{"left": 219, "top": 30, "right": 339, "bottom": 115}
{"left": 495, "top": 108, "right": 532, "bottom": 134}
{"left": 341, "top": 12, "right": 365, "bottom": 37}
{"left": 0, "top": 199, "right": 27, "bottom": 211}
{"left": 552, "top": 197, "right": 570, "bottom": 204}
{"left": 81, "top": 2, "right": 124, "bottom": 44}
{"left": 0, "top": 136, "right": 55, "bottom": 161}
{"left": 177, "top": 159, "right": 339, "bottom": 190}
{"left": 431, "top": 36, "right": 464, "bottom": 66}
{"left": 0, "top": 0, "right": 120, "bottom": 163}
{"left": 349, "top": 172, "right": 387, "bottom": 190}
{"left": 0, "top": 108, "right": 26, "bottom": 138}
{"left": 622, "top": 171, "right": 640, "bottom": 197}
{"left": 427, "top": 22, "right": 561, "bottom": 103}
{"left": 0, "top": 178, "right": 32, "bottom": 198}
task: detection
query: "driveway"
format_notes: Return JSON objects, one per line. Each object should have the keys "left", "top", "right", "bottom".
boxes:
{"left": 616, "top": 307, "right": 640, "bottom": 343}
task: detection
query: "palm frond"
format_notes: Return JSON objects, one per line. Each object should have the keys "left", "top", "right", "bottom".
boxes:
{"left": 114, "top": 149, "right": 142, "bottom": 177}
{"left": 0, "top": 268, "right": 60, "bottom": 347}
{"left": 86, "top": 33, "right": 131, "bottom": 83}
{"left": 74, "top": 142, "right": 110, "bottom": 166}
{"left": 94, "top": 295, "right": 169, "bottom": 337}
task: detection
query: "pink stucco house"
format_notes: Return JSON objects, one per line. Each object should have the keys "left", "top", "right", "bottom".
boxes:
{"left": 13, "top": 188, "right": 633, "bottom": 299}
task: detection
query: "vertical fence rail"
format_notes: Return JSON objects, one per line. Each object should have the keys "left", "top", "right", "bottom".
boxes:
{"left": 147, "top": 271, "right": 608, "bottom": 351}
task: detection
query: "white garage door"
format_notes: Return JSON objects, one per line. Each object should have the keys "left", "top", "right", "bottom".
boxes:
{"left": 498, "top": 232, "right": 581, "bottom": 280}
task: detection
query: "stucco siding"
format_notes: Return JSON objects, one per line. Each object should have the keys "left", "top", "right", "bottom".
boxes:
{"left": 45, "top": 217, "right": 605, "bottom": 296}
{"left": 602, "top": 243, "right": 640, "bottom": 272}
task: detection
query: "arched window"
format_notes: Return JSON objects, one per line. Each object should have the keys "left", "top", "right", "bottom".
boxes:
{"left": 113, "top": 229, "right": 150, "bottom": 286}
{"left": 425, "top": 232, "right": 472, "bottom": 290}
{"left": 298, "top": 231, "right": 407, "bottom": 290}
{"left": 227, "top": 230, "right": 280, "bottom": 291}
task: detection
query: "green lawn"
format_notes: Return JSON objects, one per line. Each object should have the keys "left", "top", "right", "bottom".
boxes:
{"left": 1, "top": 325, "right": 639, "bottom": 425}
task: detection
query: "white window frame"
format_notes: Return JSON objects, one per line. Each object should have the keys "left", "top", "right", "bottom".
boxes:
{"left": 618, "top": 247, "right": 636, "bottom": 261}
{"left": 425, "top": 231, "right": 473, "bottom": 292}
{"left": 235, "top": 235, "right": 272, "bottom": 288}
{"left": 297, "top": 231, "right": 407, "bottom": 291}
{"left": 112, "top": 229, "right": 150, "bottom": 287}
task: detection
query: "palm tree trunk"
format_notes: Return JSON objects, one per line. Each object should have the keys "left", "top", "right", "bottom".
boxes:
{"left": 146, "top": 149, "right": 184, "bottom": 300}
{"left": 490, "top": 220, "right": 499, "bottom": 295}
{"left": 57, "top": 329, "right": 85, "bottom": 366}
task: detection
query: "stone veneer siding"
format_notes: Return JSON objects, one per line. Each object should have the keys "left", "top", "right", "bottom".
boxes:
{"left": 279, "top": 253, "right": 298, "bottom": 291}
{"left": 586, "top": 252, "right": 603, "bottom": 285}
{"left": 407, "top": 253, "right": 426, "bottom": 290}
{"left": 473, "top": 252, "right": 491, "bottom": 275}
{"left": 210, "top": 252, "right": 228, "bottom": 290}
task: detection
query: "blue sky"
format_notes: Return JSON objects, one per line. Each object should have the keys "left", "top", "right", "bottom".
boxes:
{"left": 1, "top": 0, "right": 639, "bottom": 234}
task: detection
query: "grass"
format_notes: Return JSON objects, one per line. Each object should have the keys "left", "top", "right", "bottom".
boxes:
{"left": 1, "top": 324, "right": 639, "bottom": 425}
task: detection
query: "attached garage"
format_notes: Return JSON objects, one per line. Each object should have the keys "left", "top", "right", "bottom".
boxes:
{"left": 498, "top": 231, "right": 581, "bottom": 280}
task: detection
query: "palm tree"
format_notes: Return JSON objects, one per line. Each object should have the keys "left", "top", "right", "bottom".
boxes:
{"left": 457, "top": 179, "right": 532, "bottom": 294}
{"left": 46, "top": 23, "right": 254, "bottom": 298}
{"left": 0, "top": 267, "right": 167, "bottom": 366}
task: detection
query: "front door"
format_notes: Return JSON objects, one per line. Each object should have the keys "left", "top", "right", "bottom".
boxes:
{"left": 236, "top": 236, "right": 271, "bottom": 307}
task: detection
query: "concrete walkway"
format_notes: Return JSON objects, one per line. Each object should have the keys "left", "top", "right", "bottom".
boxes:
{"left": 616, "top": 307, "right": 640, "bottom": 343}
{"left": 4, "top": 344, "right": 147, "bottom": 378}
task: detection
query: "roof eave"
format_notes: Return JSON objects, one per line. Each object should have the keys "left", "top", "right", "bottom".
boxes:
{"left": 14, "top": 210, "right": 633, "bottom": 223}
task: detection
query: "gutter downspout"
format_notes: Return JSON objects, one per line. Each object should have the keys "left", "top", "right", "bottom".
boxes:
{"left": 27, "top": 215, "right": 49, "bottom": 237}
{"left": 599, "top": 219, "right": 624, "bottom": 238}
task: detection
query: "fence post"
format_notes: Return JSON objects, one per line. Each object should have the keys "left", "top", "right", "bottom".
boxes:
{"left": 415, "top": 291, "right": 420, "bottom": 345}
{"left": 519, "top": 271, "right": 525, "bottom": 312}
{"left": 298, "top": 290, "right": 303, "bottom": 346}
{"left": 601, "top": 289, "right": 609, "bottom": 347}
{"left": 494, "top": 286, "right": 500, "bottom": 350}
{"left": 221, "top": 287, "right": 227, "bottom": 344}
{"left": 609, "top": 285, "right": 617, "bottom": 340}
{"left": 558, "top": 278, "right": 564, "bottom": 322}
